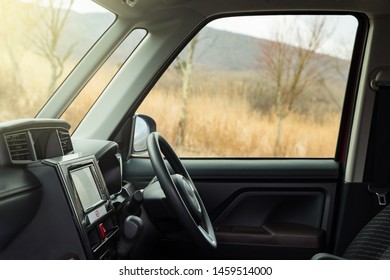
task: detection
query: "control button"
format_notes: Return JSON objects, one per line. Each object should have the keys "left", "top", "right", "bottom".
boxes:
{"left": 99, "top": 223, "right": 107, "bottom": 239}
{"left": 87, "top": 204, "right": 107, "bottom": 224}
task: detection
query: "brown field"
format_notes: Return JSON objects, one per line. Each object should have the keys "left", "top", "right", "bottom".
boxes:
{"left": 0, "top": 53, "right": 342, "bottom": 159}
{"left": 138, "top": 87, "right": 341, "bottom": 158}
{"left": 0, "top": 51, "right": 77, "bottom": 121}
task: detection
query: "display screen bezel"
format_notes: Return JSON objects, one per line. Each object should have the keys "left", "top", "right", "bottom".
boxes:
{"left": 70, "top": 164, "right": 104, "bottom": 213}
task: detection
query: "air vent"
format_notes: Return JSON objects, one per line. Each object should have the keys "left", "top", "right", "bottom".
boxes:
{"left": 5, "top": 132, "right": 33, "bottom": 161}
{"left": 58, "top": 130, "right": 73, "bottom": 155}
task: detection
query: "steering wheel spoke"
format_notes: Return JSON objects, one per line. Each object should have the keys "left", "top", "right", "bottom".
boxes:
{"left": 147, "top": 132, "right": 217, "bottom": 249}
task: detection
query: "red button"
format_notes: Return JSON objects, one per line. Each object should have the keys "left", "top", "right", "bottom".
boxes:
{"left": 98, "top": 223, "right": 107, "bottom": 239}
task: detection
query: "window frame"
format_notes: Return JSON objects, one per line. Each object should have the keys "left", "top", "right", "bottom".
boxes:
{"left": 128, "top": 12, "right": 368, "bottom": 162}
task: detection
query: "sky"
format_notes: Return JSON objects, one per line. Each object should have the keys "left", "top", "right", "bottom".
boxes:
{"left": 208, "top": 15, "right": 358, "bottom": 59}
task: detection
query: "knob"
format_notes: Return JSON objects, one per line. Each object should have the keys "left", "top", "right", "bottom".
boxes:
{"left": 117, "top": 215, "right": 143, "bottom": 258}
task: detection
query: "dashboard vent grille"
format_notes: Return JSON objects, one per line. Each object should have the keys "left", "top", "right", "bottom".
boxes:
{"left": 58, "top": 130, "right": 73, "bottom": 155}
{"left": 5, "top": 132, "right": 32, "bottom": 161}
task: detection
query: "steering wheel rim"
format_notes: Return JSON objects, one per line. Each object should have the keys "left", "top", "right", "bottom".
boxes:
{"left": 147, "top": 132, "right": 217, "bottom": 250}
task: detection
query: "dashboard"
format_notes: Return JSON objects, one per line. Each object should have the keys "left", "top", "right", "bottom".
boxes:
{"left": 0, "top": 119, "right": 129, "bottom": 259}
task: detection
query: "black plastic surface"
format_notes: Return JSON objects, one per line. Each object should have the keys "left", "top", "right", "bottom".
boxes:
{"left": 72, "top": 139, "right": 122, "bottom": 195}
{"left": 0, "top": 163, "right": 86, "bottom": 259}
{"left": 125, "top": 158, "right": 340, "bottom": 185}
{"left": 125, "top": 157, "right": 339, "bottom": 259}
{"left": 0, "top": 168, "right": 41, "bottom": 251}
{"left": 0, "top": 190, "right": 42, "bottom": 251}
{"left": 213, "top": 191, "right": 324, "bottom": 229}
{"left": 0, "top": 119, "right": 71, "bottom": 166}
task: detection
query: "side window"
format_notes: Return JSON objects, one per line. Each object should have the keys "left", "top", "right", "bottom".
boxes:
{"left": 138, "top": 15, "right": 358, "bottom": 158}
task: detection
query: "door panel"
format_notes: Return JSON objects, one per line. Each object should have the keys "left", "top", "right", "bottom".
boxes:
{"left": 123, "top": 158, "right": 339, "bottom": 259}
{"left": 212, "top": 190, "right": 325, "bottom": 228}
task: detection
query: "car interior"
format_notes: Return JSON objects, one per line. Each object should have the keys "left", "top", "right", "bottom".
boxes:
{"left": 2, "top": 0, "right": 390, "bottom": 260}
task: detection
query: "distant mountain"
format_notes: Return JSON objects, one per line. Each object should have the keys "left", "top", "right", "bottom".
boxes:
{"left": 58, "top": 10, "right": 349, "bottom": 78}
{"left": 183, "top": 27, "right": 349, "bottom": 77}
{"left": 190, "top": 28, "right": 265, "bottom": 70}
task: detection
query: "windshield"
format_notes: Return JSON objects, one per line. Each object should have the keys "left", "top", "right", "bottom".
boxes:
{"left": 0, "top": 0, "right": 114, "bottom": 122}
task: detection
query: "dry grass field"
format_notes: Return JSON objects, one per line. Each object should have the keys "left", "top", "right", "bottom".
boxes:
{"left": 138, "top": 87, "right": 341, "bottom": 158}
{"left": 0, "top": 54, "right": 342, "bottom": 158}
{"left": 0, "top": 53, "right": 342, "bottom": 159}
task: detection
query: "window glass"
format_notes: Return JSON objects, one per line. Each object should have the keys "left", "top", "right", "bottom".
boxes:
{"left": 61, "top": 29, "right": 147, "bottom": 131}
{"left": 0, "top": 0, "right": 114, "bottom": 122}
{"left": 137, "top": 15, "right": 358, "bottom": 158}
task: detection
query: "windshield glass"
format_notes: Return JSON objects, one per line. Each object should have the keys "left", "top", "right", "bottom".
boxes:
{"left": 0, "top": 0, "right": 114, "bottom": 122}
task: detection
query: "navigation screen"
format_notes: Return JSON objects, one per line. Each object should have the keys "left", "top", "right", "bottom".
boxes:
{"left": 70, "top": 165, "right": 103, "bottom": 212}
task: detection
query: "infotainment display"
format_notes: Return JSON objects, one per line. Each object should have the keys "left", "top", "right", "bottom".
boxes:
{"left": 70, "top": 165, "right": 103, "bottom": 212}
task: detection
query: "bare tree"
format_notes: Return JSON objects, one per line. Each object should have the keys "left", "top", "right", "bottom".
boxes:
{"left": 32, "top": 0, "right": 75, "bottom": 94}
{"left": 261, "top": 17, "right": 329, "bottom": 156}
{"left": 0, "top": 0, "right": 31, "bottom": 92}
{"left": 174, "top": 35, "right": 199, "bottom": 146}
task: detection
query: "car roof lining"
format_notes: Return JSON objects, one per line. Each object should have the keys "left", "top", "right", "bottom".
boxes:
{"left": 94, "top": 0, "right": 387, "bottom": 19}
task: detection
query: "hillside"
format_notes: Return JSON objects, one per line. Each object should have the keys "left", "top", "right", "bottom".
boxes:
{"left": 59, "top": 11, "right": 350, "bottom": 76}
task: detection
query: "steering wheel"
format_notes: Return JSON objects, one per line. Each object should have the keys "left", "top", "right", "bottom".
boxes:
{"left": 147, "top": 132, "right": 217, "bottom": 250}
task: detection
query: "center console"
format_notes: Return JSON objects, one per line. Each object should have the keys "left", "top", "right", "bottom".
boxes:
{"left": 44, "top": 154, "right": 119, "bottom": 259}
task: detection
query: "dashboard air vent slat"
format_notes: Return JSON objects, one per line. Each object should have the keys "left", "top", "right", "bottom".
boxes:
{"left": 58, "top": 130, "right": 73, "bottom": 155}
{"left": 5, "top": 132, "right": 33, "bottom": 161}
